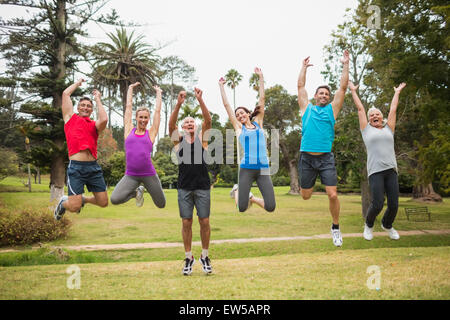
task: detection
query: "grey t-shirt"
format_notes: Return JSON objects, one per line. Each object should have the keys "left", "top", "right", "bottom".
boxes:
{"left": 361, "top": 124, "right": 398, "bottom": 177}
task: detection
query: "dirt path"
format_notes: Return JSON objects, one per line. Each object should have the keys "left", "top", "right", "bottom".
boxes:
{"left": 1, "top": 229, "right": 449, "bottom": 253}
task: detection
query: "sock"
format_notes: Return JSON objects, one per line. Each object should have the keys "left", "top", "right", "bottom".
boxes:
{"left": 185, "top": 251, "right": 193, "bottom": 260}
{"left": 201, "top": 249, "right": 209, "bottom": 259}
{"left": 332, "top": 224, "right": 339, "bottom": 230}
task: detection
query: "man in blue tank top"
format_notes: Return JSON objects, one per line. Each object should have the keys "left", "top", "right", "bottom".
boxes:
{"left": 297, "top": 50, "right": 349, "bottom": 247}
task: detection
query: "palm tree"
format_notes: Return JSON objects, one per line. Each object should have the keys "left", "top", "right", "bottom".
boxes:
{"left": 249, "top": 72, "right": 260, "bottom": 93}
{"left": 178, "top": 104, "right": 201, "bottom": 122}
{"left": 225, "top": 69, "right": 242, "bottom": 108}
{"left": 91, "top": 28, "right": 161, "bottom": 120}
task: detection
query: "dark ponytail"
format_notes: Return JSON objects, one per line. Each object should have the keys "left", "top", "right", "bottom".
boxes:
{"left": 235, "top": 105, "right": 263, "bottom": 121}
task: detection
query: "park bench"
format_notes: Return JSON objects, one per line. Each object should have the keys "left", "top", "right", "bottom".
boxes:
{"left": 404, "top": 206, "right": 431, "bottom": 221}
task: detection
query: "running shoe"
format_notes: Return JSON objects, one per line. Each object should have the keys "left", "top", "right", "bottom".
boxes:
{"left": 381, "top": 224, "right": 400, "bottom": 240}
{"left": 135, "top": 186, "right": 145, "bottom": 207}
{"left": 54, "top": 195, "right": 68, "bottom": 221}
{"left": 248, "top": 191, "right": 253, "bottom": 208}
{"left": 200, "top": 256, "right": 212, "bottom": 274}
{"left": 331, "top": 227, "right": 343, "bottom": 247}
{"left": 182, "top": 256, "right": 195, "bottom": 276}
{"left": 363, "top": 223, "right": 374, "bottom": 241}
{"left": 230, "top": 184, "right": 238, "bottom": 199}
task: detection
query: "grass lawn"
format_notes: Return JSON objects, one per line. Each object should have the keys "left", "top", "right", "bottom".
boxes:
{"left": 0, "top": 176, "right": 449, "bottom": 300}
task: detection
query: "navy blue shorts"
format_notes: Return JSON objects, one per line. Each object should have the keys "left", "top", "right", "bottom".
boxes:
{"left": 298, "top": 152, "right": 338, "bottom": 189}
{"left": 67, "top": 160, "right": 107, "bottom": 196}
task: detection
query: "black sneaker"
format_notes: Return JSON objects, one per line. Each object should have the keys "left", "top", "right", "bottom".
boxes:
{"left": 182, "top": 257, "right": 195, "bottom": 276}
{"left": 200, "top": 256, "right": 212, "bottom": 274}
{"left": 54, "top": 195, "right": 68, "bottom": 221}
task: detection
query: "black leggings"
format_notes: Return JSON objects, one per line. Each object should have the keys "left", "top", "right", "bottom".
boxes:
{"left": 238, "top": 168, "right": 276, "bottom": 212}
{"left": 366, "top": 168, "right": 399, "bottom": 229}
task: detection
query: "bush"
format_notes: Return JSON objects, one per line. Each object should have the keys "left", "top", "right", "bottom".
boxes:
{"left": 272, "top": 175, "right": 290, "bottom": 186}
{"left": 101, "top": 151, "right": 126, "bottom": 186}
{"left": 0, "top": 207, "right": 71, "bottom": 247}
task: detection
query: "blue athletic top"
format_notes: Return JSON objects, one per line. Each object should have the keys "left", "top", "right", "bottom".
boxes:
{"left": 239, "top": 122, "right": 269, "bottom": 169}
{"left": 300, "top": 103, "right": 335, "bottom": 152}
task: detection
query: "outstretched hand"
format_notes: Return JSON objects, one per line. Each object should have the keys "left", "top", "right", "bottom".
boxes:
{"left": 254, "top": 67, "right": 263, "bottom": 76}
{"left": 129, "top": 82, "right": 141, "bottom": 89}
{"left": 153, "top": 85, "right": 162, "bottom": 95}
{"left": 394, "top": 82, "right": 406, "bottom": 93}
{"left": 177, "top": 91, "right": 187, "bottom": 104}
{"left": 340, "top": 50, "right": 350, "bottom": 64}
{"left": 92, "top": 89, "right": 101, "bottom": 100}
{"left": 302, "top": 56, "right": 313, "bottom": 69}
{"left": 348, "top": 81, "right": 359, "bottom": 92}
{"left": 77, "top": 78, "right": 86, "bottom": 86}
{"left": 194, "top": 87, "right": 203, "bottom": 100}
{"left": 218, "top": 77, "right": 226, "bottom": 86}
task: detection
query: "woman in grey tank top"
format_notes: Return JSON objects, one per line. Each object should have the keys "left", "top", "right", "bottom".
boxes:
{"left": 349, "top": 81, "right": 406, "bottom": 241}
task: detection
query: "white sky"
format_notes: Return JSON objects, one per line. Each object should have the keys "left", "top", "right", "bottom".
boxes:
{"left": 2, "top": 0, "right": 359, "bottom": 130}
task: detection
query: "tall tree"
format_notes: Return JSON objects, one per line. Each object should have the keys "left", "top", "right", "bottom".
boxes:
{"left": 358, "top": 0, "right": 449, "bottom": 201}
{"left": 0, "top": 0, "right": 123, "bottom": 201}
{"left": 91, "top": 27, "right": 161, "bottom": 123}
{"left": 225, "top": 69, "right": 242, "bottom": 108}
{"left": 264, "top": 85, "right": 302, "bottom": 194}
{"left": 321, "top": 9, "right": 375, "bottom": 217}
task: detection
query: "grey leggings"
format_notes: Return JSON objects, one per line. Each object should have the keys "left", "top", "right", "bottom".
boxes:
{"left": 110, "top": 175, "right": 166, "bottom": 208}
{"left": 238, "top": 168, "right": 276, "bottom": 212}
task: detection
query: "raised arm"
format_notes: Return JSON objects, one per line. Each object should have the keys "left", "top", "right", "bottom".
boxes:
{"left": 168, "top": 91, "right": 186, "bottom": 147}
{"left": 253, "top": 67, "right": 265, "bottom": 127}
{"left": 62, "top": 78, "right": 84, "bottom": 123}
{"left": 331, "top": 50, "right": 350, "bottom": 119}
{"left": 93, "top": 89, "right": 108, "bottom": 133}
{"left": 149, "top": 85, "right": 162, "bottom": 143}
{"left": 348, "top": 81, "right": 368, "bottom": 131}
{"left": 194, "top": 88, "right": 212, "bottom": 149}
{"left": 124, "top": 82, "right": 140, "bottom": 139}
{"left": 386, "top": 83, "right": 406, "bottom": 133}
{"left": 297, "top": 57, "right": 313, "bottom": 115}
{"left": 219, "top": 77, "right": 240, "bottom": 131}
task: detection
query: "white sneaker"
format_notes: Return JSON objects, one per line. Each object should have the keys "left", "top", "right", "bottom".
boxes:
{"left": 230, "top": 184, "right": 238, "bottom": 199}
{"left": 135, "top": 186, "right": 145, "bottom": 207}
{"left": 363, "top": 224, "right": 374, "bottom": 241}
{"left": 331, "top": 228, "right": 343, "bottom": 247}
{"left": 248, "top": 191, "right": 254, "bottom": 208}
{"left": 381, "top": 224, "right": 400, "bottom": 240}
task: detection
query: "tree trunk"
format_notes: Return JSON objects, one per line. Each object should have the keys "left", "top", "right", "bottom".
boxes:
{"left": 49, "top": 0, "right": 67, "bottom": 202}
{"left": 288, "top": 159, "right": 300, "bottom": 195}
{"left": 27, "top": 163, "right": 32, "bottom": 192}
{"left": 413, "top": 183, "right": 442, "bottom": 202}
{"left": 279, "top": 139, "right": 299, "bottom": 195}
{"left": 360, "top": 166, "right": 371, "bottom": 220}
{"left": 37, "top": 167, "right": 41, "bottom": 184}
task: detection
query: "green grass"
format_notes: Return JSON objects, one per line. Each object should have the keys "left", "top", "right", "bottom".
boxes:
{"left": 0, "top": 246, "right": 448, "bottom": 299}
{"left": 0, "top": 176, "right": 449, "bottom": 299}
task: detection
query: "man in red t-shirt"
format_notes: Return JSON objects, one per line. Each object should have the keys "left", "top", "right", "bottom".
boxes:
{"left": 54, "top": 79, "right": 109, "bottom": 220}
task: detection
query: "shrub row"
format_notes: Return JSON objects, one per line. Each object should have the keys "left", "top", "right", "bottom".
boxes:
{"left": 0, "top": 207, "right": 71, "bottom": 247}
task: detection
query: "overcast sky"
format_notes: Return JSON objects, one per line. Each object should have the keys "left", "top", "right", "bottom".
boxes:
{"left": 2, "top": 0, "right": 359, "bottom": 128}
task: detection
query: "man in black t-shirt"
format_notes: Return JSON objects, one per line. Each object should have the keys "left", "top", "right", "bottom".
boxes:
{"left": 169, "top": 88, "right": 213, "bottom": 276}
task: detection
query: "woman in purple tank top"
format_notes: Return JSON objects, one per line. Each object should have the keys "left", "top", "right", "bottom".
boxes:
{"left": 110, "top": 82, "right": 166, "bottom": 209}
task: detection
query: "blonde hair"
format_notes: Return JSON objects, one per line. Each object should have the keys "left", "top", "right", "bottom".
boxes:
{"left": 367, "top": 107, "right": 387, "bottom": 126}
{"left": 136, "top": 107, "right": 150, "bottom": 118}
